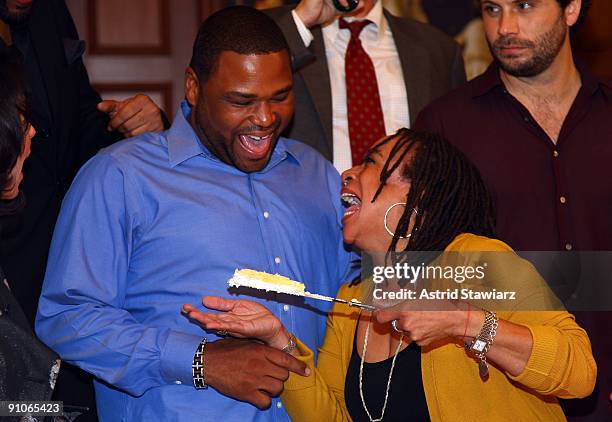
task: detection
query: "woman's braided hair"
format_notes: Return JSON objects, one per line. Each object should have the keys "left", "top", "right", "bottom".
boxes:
{"left": 371, "top": 128, "right": 496, "bottom": 256}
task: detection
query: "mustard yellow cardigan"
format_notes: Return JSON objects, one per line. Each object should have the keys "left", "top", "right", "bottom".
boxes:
{"left": 281, "top": 234, "right": 596, "bottom": 421}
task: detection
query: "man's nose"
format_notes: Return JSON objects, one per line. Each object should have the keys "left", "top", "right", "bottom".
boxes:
{"left": 498, "top": 10, "right": 519, "bottom": 37}
{"left": 251, "top": 102, "right": 275, "bottom": 128}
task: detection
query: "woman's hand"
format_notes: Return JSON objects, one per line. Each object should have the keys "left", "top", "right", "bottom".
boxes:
{"left": 375, "top": 299, "right": 471, "bottom": 347}
{"left": 182, "top": 296, "right": 291, "bottom": 350}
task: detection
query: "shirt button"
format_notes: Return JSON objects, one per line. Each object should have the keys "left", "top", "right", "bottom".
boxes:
{"left": 175, "top": 380, "right": 182, "bottom": 385}
{"left": 553, "top": 150, "right": 559, "bottom": 158}
{"left": 283, "top": 304, "right": 289, "bottom": 312}
{"left": 263, "top": 211, "right": 270, "bottom": 219}
{"left": 523, "top": 116, "right": 530, "bottom": 122}
{"left": 276, "top": 402, "right": 283, "bottom": 409}
{"left": 565, "top": 243, "right": 573, "bottom": 251}
{"left": 559, "top": 196, "right": 567, "bottom": 204}
{"left": 274, "top": 257, "right": 281, "bottom": 264}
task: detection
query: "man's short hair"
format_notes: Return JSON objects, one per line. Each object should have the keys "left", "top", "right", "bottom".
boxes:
{"left": 189, "top": 6, "right": 290, "bottom": 83}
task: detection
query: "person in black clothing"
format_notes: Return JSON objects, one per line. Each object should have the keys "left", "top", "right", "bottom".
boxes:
{"left": 0, "top": 42, "right": 60, "bottom": 416}
{"left": 0, "top": 0, "right": 167, "bottom": 325}
{"left": 0, "top": 1, "right": 168, "bottom": 420}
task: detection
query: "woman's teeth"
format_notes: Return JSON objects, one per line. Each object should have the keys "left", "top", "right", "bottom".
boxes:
{"left": 341, "top": 193, "right": 362, "bottom": 207}
{"left": 341, "top": 193, "right": 362, "bottom": 219}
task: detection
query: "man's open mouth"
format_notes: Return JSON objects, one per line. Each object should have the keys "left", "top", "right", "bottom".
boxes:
{"left": 341, "top": 191, "right": 362, "bottom": 220}
{"left": 238, "top": 133, "right": 274, "bottom": 160}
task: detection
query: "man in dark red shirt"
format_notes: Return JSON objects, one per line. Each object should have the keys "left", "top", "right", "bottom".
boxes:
{"left": 416, "top": 0, "right": 610, "bottom": 420}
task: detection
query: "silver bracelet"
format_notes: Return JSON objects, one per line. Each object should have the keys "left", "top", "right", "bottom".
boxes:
{"left": 192, "top": 338, "right": 208, "bottom": 389}
{"left": 465, "top": 310, "right": 498, "bottom": 378}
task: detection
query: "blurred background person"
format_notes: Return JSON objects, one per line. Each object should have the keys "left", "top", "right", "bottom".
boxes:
{"left": 0, "top": 43, "right": 59, "bottom": 410}
{"left": 0, "top": 0, "right": 168, "bottom": 419}
{"left": 266, "top": 0, "right": 465, "bottom": 172}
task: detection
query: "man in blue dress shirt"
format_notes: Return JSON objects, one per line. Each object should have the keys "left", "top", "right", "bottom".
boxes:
{"left": 36, "top": 7, "right": 355, "bottom": 421}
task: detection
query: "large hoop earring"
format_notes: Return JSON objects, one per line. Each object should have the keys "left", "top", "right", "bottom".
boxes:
{"left": 384, "top": 203, "right": 418, "bottom": 239}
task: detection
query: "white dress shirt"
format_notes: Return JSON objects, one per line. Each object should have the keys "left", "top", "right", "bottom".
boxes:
{"left": 292, "top": 2, "right": 409, "bottom": 173}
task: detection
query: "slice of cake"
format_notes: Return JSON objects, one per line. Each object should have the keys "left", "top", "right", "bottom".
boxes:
{"left": 228, "top": 269, "right": 306, "bottom": 296}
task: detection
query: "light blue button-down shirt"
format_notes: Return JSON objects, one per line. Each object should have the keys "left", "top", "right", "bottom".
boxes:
{"left": 36, "top": 102, "right": 357, "bottom": 421}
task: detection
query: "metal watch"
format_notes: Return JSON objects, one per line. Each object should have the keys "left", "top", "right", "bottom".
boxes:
{"left": 465, "top": 310, "right": 498, "bottom": 378}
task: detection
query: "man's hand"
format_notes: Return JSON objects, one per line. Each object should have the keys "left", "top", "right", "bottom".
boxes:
{"left": 294, "top": 0, "right": 346, "bottom": 28}
{"left": 204, "top": 338, "right": 310, "bottom": 409}
{"left": 97, "top": 94, "right": 164, "bottom": 138}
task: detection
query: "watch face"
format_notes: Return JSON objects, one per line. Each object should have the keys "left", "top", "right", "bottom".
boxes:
{"left": 472, "top": 339, "right": 487, "bottom": 352}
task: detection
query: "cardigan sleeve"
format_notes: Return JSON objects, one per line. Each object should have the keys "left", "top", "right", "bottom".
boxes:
{"left": 281, "top": 285, "right": 356, "bottom": 422}
{"left": 449, "top": 234, "right": 597, "bottom": 399}
{"left": 506, "top": 311, "right": 596, "bottom": 399}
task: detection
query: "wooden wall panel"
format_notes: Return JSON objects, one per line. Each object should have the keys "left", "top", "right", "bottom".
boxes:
{"left": 88, "top": 0, "right": 170, "bottom": 54}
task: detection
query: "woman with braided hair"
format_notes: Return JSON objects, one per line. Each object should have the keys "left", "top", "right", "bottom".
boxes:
{"left": 183, "top": 129, "right": 596, "bottom": 421}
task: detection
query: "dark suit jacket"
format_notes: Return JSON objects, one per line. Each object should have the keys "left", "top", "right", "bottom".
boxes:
{"left": 267, "top": 6, "right": 467, "bottom": 161}
{"left": 0, "top": 0, "right": 121, "bottom": 322}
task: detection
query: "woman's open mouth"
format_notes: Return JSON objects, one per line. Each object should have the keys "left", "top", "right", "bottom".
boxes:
{"left": 341, "top": 190, "right": 362, "bottom": 221}
{"left": 238, "top": 133, "right": 274, "bottom": 160}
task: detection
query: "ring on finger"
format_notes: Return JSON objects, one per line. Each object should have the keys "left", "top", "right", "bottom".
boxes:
{"left": 216, "top": 329, "right": 228, "bottom": 336}
{"left": 391, "top": 319, "right": 406, "bottom": 334}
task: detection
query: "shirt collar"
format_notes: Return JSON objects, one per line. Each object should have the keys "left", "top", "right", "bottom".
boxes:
{"left": 326, "top": 0, "right": 387, "bottom": 43}
{"left": 471, "top": 59, "right": 610, "bottom": 99}
{"left": 167, "top": 101, "right": 209, "bottom": 167}
{"left": 167, "top": 101, "right": 301, "bottom": 170}
{"left": 470, "top": 63, "right": 503, "bottom": 98}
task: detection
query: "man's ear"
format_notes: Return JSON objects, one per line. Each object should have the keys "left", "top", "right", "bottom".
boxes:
{"left": 185, "top": 67, "right": 200, "bottom": 107}
{"left": 564, "top": 0, "right": 582, "bottom": 27}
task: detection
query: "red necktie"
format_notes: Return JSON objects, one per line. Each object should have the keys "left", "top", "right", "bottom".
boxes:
{"left": 339, "top": 18, "right": 386, "bottom": 165}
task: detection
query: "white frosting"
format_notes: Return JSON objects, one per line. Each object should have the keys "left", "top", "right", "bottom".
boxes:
{"left": 228, "top": 270, "right": 306, "bottom": 296}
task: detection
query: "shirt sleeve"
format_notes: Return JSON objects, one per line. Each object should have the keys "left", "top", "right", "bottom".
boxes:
{"left": 291, "top": 9, "right": 314, "bottom": 47}
{"left": 35, "top": 151, "right": 203, "bottom": 396}
{"left": 265, "top": 6, "right": 316, "bottom": 71}
{"left": 505, "top": 311, "right": 597, "bottom": 399}
{"left": 451, "top": 235, "right": 597, "bottom": 399}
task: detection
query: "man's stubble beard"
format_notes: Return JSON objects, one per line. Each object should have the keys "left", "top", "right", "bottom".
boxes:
{"left": 490, "top": 16, "right": 567, "bottom": 78}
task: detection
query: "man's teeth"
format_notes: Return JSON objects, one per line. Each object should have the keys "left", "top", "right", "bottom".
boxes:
{"left": 245, "top": 134, "right": 272, "bottom": 142}
{"left": 341, "top": 193, "right": 362, "bottom": 208}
